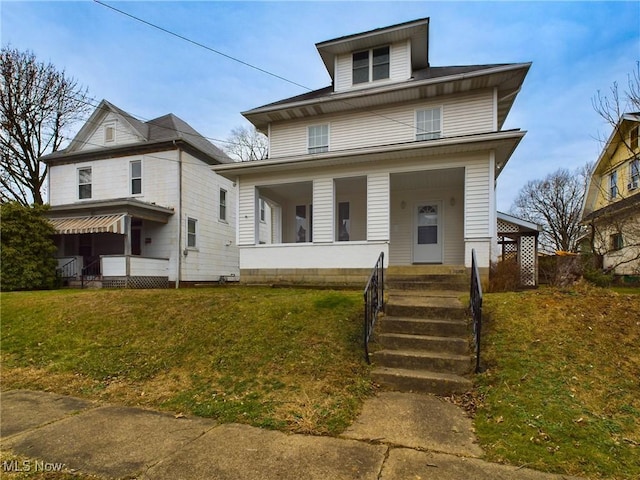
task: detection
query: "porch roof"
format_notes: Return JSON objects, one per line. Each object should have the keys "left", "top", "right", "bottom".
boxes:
{"left": 213, "top": 129, "right": 525, "bottom": 179}
{"left": 49, "top": 214, "right": 126, "bottom": 235}
{"left": 47, "top": 198, "right": 175, "bottom": 224}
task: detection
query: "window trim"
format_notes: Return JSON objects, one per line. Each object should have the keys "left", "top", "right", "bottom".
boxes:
{"left": 219, "top": 188, "right": 227, "bottom": 222}
{"left": 630, "top": 125, "right": 639, "bottom": 151}
{"left": 104, "top": 122, "right": 116, "bottom": 144}
{"left": 78, "top": 166, "right": 92, "bottom": 200}
{"left": 609, "top": 170, "right": 618, "bottom": 200}
{"left": 415, "top": 107, "right": 443, "bottom": 141}
{"left": 629, "top": 159, "right": 639, "bottom": 191}
{"left": 307, "top": 124, "right": 329, "bottom": 154}
{"left": 352, "top": 45, "right": 390, "bottom": 85}
{"left": 186, "top": 217, "right": 198, "bottom": 249}
{"left": 130, "top": 159, "right": 142, "bottom": 196}
{"left": 610, "top": 232, "right": 623, "bottom": 251}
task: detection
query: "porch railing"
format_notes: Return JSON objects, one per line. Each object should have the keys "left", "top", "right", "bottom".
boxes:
{"left": 363, "top": 252, "right": 384, "bottom": 364}
{"left": 81, "top": 258, "right": 101, "bottom": 289}
{"left": 470, "top": 248, "right": 483, "bottom": 373}
{"left": 56, "top": 257, "right": 78, "bottom": 279}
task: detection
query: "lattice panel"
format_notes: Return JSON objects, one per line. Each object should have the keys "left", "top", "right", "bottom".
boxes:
{"left": 498, "top": 219, "right": 519, "bottom": 233}
{"left": 519, "top": 236, "right": 536, "bottom": 286}
{"left": 500, "top": 238, "right": 518, "bottom": 262}
{"left": 102, "top": 276, "right": 169, "bottom": 289}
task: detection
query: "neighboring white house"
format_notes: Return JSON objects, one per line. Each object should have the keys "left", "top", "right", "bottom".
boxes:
{"left": 213, "top": 17, "right": 531, "bottom": 285}
{"left": 42, "top": 100, "right": 239, "bottom": 287}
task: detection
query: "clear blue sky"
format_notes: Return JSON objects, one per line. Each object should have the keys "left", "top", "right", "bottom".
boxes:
{"left": 2, "top": 1, "right": 638, "bottom": 211}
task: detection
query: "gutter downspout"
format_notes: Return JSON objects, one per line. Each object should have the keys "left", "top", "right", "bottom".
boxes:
{"left": 176, "top": 141, "right": 183, "bottom": 289}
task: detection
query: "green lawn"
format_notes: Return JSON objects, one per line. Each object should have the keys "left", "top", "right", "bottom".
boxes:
{"left": 474, "top": 283, "right": 640, "bottom": 480}
{"left": 1, "top": 287, "right": 371, "bottom": 435}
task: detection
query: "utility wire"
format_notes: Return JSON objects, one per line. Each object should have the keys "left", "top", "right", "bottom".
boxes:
{"left": 92, "top": 0, "right": 430, "bottom": 136}
{"left": 93, "top": 0, "right": 312, "bottom": 92}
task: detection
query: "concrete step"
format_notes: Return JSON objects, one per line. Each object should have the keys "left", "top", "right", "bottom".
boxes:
{"left": 372, "top": 367, "right": 472, "bottom": 395}
{"left": 387, "top": 265, "right": 467, "bottom": 276}
{"left": 378, "top": 332, "right": 469, "bottom": 355}
{"left": 379, "top": 316, "right": 468, "bottom": 337}
{"left": 373, "top": 349, "right": 472, "bottom": 375}
{"left": 386, "top": 280, "right": 468, "bottom": 292}
{"left": 385, "top": 301, "right": 467, "bottom": 320}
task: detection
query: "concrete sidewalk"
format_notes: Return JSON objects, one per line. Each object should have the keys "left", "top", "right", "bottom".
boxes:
{"left": 1, "top": 389, "right": 584, "bottom": 480}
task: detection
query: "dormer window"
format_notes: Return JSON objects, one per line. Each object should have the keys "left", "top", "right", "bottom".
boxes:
{"left": 352, "top": 46, "right": 390, "bottom": 85}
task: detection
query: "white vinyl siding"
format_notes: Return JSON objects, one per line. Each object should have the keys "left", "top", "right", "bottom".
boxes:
{"left": 238, "top": 184, "right": 257, "bottom": 245}
{"left": 312, "top": 178, "right": 334, "bottom": 242}
{"left": 81, "top": 112, "right": 143, "bottom": 151}
{"left": 464, "top": 161, "right": 491, "bottom": 237}
{"left": 269, "top": 90, "right": 494, "bottom": 158}
{"left": 367, "top": 173, "right": 389, "bottom": 241}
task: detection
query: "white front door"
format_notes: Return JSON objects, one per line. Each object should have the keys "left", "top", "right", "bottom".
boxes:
{"left": 413, "top": 201, "right": 443, "bottom": 263}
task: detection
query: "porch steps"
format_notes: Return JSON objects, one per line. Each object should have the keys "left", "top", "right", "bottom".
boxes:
{"left": 371, "top": 266, "right": 472, "bottom": 395}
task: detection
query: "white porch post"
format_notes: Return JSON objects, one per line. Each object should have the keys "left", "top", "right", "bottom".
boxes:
{"left": 238, "top": 182, "right": 257, "bottom": 246}
{"left": 367, "top": 172, "right": 390, "bottom": 241}
{"left": 312, "top": 178, "right": 334, "bottom": 243}
{"left": 464, "top": 155, "right": 494, "bottom": 269}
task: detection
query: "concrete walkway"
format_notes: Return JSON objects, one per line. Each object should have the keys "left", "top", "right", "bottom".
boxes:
{"left": 0, "top": 389, "right": 584, "bottom": 480}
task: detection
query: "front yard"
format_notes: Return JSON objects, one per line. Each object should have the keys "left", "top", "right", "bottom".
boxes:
{"left": 2, "top": 283, "right": 639, "bottom": 479}
{"left": 1, "top": 287, "right": 371, "bottom": 435}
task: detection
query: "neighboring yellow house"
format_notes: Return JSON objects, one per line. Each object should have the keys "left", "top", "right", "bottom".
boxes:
{"left": 581, "top": 113, "right": 640, "bottom": 276}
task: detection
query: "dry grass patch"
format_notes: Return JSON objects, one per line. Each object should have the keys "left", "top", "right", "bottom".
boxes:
{"left": 474, "top": 282, "right": 640, "bottom": 479}
{"left": 1, "top": 287, "right": 372, "bottom": 435}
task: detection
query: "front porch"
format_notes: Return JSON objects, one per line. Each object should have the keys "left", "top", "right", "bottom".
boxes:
{"left": 235, "top": 162, "right": 494, "bottom": 286}
{"left": 47, "top": 199, "right": 175, "bottom": 288}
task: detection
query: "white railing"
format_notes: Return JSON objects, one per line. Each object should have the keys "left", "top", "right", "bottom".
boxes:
{"left": 101, "top": 255, "right": 169, "bottom": 277}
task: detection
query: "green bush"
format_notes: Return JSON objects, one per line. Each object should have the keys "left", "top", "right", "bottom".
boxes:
{"left": 580, "top": 253, "right": 614, "bottom": 287}
{"left": 0, "top": 202, "right": 58, "bottom": 291}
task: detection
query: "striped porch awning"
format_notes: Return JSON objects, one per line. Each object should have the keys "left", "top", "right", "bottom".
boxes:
{"left": 49, "top": 214, "right": 126, "bottom": 235}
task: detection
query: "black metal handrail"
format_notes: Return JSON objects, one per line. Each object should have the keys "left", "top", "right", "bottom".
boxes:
{"left": 57, "top": 257, "right": 77, "bottom": 278}
{"left": 470, "top": 248, "right": 483, "bottom": 373}
{"left": 363, "top": 252, "right": 384, "bottom": 363}
{"left": 81, "top": 258, "right": 101, "bottom": 288}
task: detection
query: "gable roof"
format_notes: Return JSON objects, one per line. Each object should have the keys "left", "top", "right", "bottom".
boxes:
{"left": 581, "top": 112, "right": 640, "bottom": 218}
{"left": 42, "top": 99, "right": 233, "bottom": 165}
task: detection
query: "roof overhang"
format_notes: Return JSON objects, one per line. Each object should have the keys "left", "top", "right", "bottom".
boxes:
{"left": 46, "top": 198, "right": 175, "bottom": 225}
{"left": 497, "top": 211, "right": 542, "bottom": 233}
{"left": 213, "top": 130, "right": 525, "bottom": 179}
{"left": 41, "top": 139, "right": 224, "bottom": 166}
{"left": 243, "top": 63, "right": 531, "bottom": 133}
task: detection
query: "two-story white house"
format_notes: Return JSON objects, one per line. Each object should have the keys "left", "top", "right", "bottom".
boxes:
{"left": 42, "top": 100, "right": 239, "bottom": 287}
{"left": 213, "top": 18, "right": 531, "bottom": 285}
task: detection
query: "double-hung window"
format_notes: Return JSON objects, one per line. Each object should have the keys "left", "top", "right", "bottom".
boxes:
{"left": 416, "top": 108, "right": 442, "bottom": 141}
{"left": 219, "top": 189, "right": 227, "bottom": 221}
{"left": 308, "top": 124, "right": 329, "bottom": 153}
{"left": 130, "top": 160, "right": 142, "bottom": 195}
{"left": 352, "top": 46, "right": 390, "bottom": 84}
{"left": 629, "top": 159, "right": 639, "bottom": 190}
{"left": 187, "top": 217, "right": 197, "bottom": 248}
{"left": 610, "top": 170, "right": 618, "bottom": 200}
{"left": 610, "top": 233, "right": 623, "bottom": 251}
{"left": 630, "top": 125, "right": 639, "bottom": 151}
{"left": 78, "top": 167, "right": 92, "bottom": 199}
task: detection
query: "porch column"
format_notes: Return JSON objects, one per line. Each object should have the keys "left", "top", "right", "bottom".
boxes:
{"left": 312, "top": 178, "right": 334, "bottom": 243}
{"left": 464, "top": 156, "right": 493, "bottom": 269}
{"left": 367, "top": 172, "right": 390, "bottom": 241}
{"left": 124, "top": 215, "right": 132, "bottom": 256}
{"left": 237, "top": 182, "right": 257, "bottom": 246}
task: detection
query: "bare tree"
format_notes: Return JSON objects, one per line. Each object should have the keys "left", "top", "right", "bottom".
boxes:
{"left": 585, "top": 63, "right": 640, "bottom": 273}
{"left": 0, "top": 47, "right": 92, "bottom": 205}
{"left": 222, "top": 125, "right": 268, "bottom": 162}
{"left": 510, "top": 166, "right": 590, "bottom": 253}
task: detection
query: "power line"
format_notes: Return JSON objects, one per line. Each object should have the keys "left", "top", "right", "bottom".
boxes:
{"left": 91, "top": 0, "right": 429, "bottom": 136}
{"left": 92, "top": 0, "right": 311, "bottom": 92}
